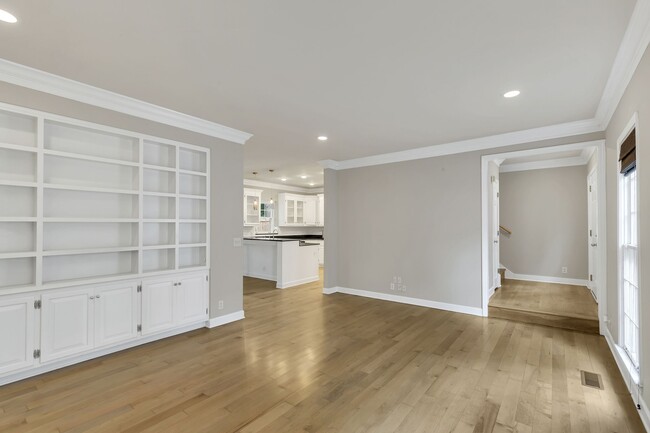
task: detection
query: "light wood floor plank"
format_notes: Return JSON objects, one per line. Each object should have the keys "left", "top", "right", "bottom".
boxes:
{"left": 0, "top": 273, "right": 643, "bottom": 432}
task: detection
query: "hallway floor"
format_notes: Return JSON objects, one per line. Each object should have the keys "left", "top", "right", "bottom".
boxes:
{"left": 489, "top": 279, "right": 599, "bottom": 333}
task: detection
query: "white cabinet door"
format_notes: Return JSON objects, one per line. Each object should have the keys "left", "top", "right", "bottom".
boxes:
{"left": 176, "top": 274, "right": 208, "bottom": 325}
{"left": 142, "top": 278, "right": 175, "bottom": 335}
{"left": 317, "top": 194, "right": 324, "bottom": 226}
{"left": 0, "top": 295, "right": 36, "bottom": 375}
{"left": 94, "top": 282, "right": 139, "bottom": 348}
{"left": 41, "top": 288, "right": 94, "bottom": 363}
{"left": 304, "top": 197, "right": 317, "bottom": 225}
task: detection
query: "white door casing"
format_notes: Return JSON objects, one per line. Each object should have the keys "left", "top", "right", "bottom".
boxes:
{"left": 587, "top": 168, "right": 599, "bottom": 301}
{"left": 492, "top": 178, "right": 500, "bottom": 289}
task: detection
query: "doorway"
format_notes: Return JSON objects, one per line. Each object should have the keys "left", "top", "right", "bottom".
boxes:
{"left": 481, "top": 140, "right": 607, "bottom": 333}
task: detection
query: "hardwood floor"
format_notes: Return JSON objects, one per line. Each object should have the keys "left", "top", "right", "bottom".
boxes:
{"left": 0, "top": 274, "right": 644, "bottom": 432}
{"left": 489, "top": 279, "right": 600, "bottom": 334}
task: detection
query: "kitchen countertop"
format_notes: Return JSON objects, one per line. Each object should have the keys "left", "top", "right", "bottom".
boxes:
{"left": 244, "top": 237, "right": 321, "bottom": 246}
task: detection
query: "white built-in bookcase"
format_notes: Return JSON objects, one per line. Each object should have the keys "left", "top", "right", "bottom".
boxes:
{"left": 0, "top": 103, "right": 210, "bottom": 294}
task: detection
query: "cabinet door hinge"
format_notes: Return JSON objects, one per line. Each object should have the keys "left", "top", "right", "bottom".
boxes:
{"left": 34, "top": 300, "right": 41, "bottom": 309}
{"left": 33, "top": 349, "right": 41, "bottom": 359}
{"left": 589, "top": 185, "right": 592, "bottom": 192}
{"left": 206, "top": 275, "right": 209, "bottom": 282}
{"left": 137, "top": 284, "right": 142, "bottom": 293}
{"left": 137, "top": 324, "right": 142, "bottom": 332}
{"left": 206, "top": 308, "right": 208, "bottom": 314}
{"left": 590, "top": 274, "right": 593, "bottom": 282}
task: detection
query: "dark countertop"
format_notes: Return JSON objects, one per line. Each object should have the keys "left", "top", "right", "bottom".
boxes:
{"left": 245, "top": 234, "right": 324, "bottom": 241}
{"left": 243, "top": 237, "right": 320, "bottom": 247}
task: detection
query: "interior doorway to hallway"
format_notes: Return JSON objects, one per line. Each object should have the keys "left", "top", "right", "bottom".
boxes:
{"left": 481, "top": 140, "right": 607, "bottom": 334}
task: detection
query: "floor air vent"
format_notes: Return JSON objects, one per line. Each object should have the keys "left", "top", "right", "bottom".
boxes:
{"left": 581, "top": 370, "right": 604, "bottom": 390}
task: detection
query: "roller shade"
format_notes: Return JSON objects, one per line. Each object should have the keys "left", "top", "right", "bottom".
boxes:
{"left": 620, "top": 129, "right": 636, "bottom": 175}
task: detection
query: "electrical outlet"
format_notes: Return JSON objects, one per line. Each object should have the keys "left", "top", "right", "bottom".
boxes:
{"left": 218, "top": 300, "right": 224, "bottom": 310}
{"left": 562, "top": 267, "right": 568, "bottom": 274}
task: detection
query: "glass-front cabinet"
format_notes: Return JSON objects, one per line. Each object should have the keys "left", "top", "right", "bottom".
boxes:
{"left": 243, "top": 188, "right": 262, "bottom": 226}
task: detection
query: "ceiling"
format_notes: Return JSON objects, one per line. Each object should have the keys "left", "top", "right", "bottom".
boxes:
{"left": 0, "top": 1, "right": 637, "bottom": 187}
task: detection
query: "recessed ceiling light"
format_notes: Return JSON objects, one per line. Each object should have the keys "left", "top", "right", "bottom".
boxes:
{"left": 317, "top": 136, "right": 328, "bottom": 141}
{"left": 300, "top": 175, "right": 308, "bottom": 179}
{"left": 280, "top": 178, "right": 287, "bottom": 182}
{"left": 309, "top": 183, "right": 315, "bottom": 187}
{"left": 0, "top": 9, "right": 18, "bottom": 23}
{"left": 503, "top": 90, "right": 520, "bottom": 98}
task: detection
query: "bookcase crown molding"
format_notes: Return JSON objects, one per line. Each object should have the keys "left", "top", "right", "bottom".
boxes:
{"left": 0, "top": 58, "right": 253, "bottom": 145}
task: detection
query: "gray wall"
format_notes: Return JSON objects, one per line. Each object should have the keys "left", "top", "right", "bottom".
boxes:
{"left": 0, "top": 82, "right": 244, "bottom": 318}
{"left": 605, "top": 43, "right": 650, "bottom": 408}
{"left": 499, "top": 166, "right": 588, "bottom": 279}
{"left": 327, "top": 132, "right": 604, "bottom": 310}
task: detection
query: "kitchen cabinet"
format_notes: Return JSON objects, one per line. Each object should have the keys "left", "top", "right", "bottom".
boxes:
{"left": 243, "top": 188, "right": 262, "bottom": 226}
{"left": 317, "top": 194, "right": 324, "bottom": 226}
{"left": 278, "top": 193, "right": 319, "bottom": 226}
{"left": 0, "top": 295, "right": 36, "bottom": 375}
{"left": 175, "top": 273, "right": 209, "bottom": 325}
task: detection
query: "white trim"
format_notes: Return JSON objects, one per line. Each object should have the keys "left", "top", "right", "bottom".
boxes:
{"left": 243, "top": 179, "right": 324, "bottom": 194}
{"left": 0, "top": 58, "right": 253, "bottom": 144}
{"left": 277, "top": 275, "right": 320, "bottom": 289}
{"left": 205, "top": 310, "right": 245, "bottom": 328}
{"left": 0, "top": 321, "right": 206, "bottom": 386}
{"left": 603, "top": 326, "right": 649, "bottom": 433}
{"left": 322, "top": 286, "right": 483, "bottom": 317}
{"left": 504, "top": 270, "right": 589, "bottom": 287}
{"left": 243, "top": 271, "right": 277, "bottom": 281}
{"left": 499, "top": 155, "right": 588, "bottom": 173}
{"left": 596, "top": 0, "right": 650, "bottom": 129}
{"left": 319, "top": 118, "right": 601, "bottom": 170}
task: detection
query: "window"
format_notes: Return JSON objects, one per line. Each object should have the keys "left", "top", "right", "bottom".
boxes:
{"left": 619, "top": 126, "right": 639, "bottom": 369}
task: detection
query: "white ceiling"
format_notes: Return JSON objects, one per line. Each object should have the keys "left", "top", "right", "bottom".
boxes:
{"left": 0, "top": 1, "right": 637, "bottom": 187}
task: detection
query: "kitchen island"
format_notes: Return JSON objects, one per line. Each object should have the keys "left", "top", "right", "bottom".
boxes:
{"left": 243, "top": 237, "right": 320, "bottom": 288}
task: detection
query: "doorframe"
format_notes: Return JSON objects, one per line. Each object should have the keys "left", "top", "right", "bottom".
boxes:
{"left": 480, "top": 139, "right": 607, "bottom": 334}
{"left": 587, "top": 165, "right": 598, "bottom": 299}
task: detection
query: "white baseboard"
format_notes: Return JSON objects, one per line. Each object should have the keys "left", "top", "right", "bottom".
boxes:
{"left": 277, "top": 275, "right": 320, "bottom": 289}
{"left": 0, "top": 321, "right": 206, "bottom": 386}
{"left": 244, "top": 271, "right": 276, "bottom": 281}
{"left": 322, "top": 286, "right": 483, "bottom": 317}
{"left": 603, "top": 326, "right": 649, "bottom": 432}
{"left": 504, "top": 270, "right": 589, "bottom": 286}
{"left": 206, "top": 310, "right": 245, "bottom": 328}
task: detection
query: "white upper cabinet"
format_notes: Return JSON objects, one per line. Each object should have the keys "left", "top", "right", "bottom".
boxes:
{"left": 0, "top": 295, "right": 36, "bottom": 375}
{"left": 317, "top": 194, "right": 324, "bottom": 226}
{"left": 243, "top": 188, "right": 262, "bottom": 226}
{"left": 278, "top": 193, "right": 321, "bottom": 226}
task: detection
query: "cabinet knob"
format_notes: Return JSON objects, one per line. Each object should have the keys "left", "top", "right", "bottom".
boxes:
{"left": 89, "top": 296, "right": 95, "bottom": 300}
{"left": 96, "top": 295, "right": 101, "bottom": 299}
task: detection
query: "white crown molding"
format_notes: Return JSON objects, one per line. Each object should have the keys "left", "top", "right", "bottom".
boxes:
{"left": 244, "top": 179, "right": 323, "bottom": 194}
{"left": 499, "top": 155, "right": 589, "bottom": 173}
{"left": 595, "top": 0, "right": 650, "bottom": 129}
{"left": 0, "top": 58, "right": 253, "bottom": 144}
{"left": 322, "top": 286, "right": 483, "bottom": 317}
{"left": 319, "top": 118, "right": 602, "bottom": 170}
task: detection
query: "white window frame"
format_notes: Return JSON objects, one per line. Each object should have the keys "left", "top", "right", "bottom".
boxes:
{"left": 617, "top": 113, "right": 641, "bottom": 374}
